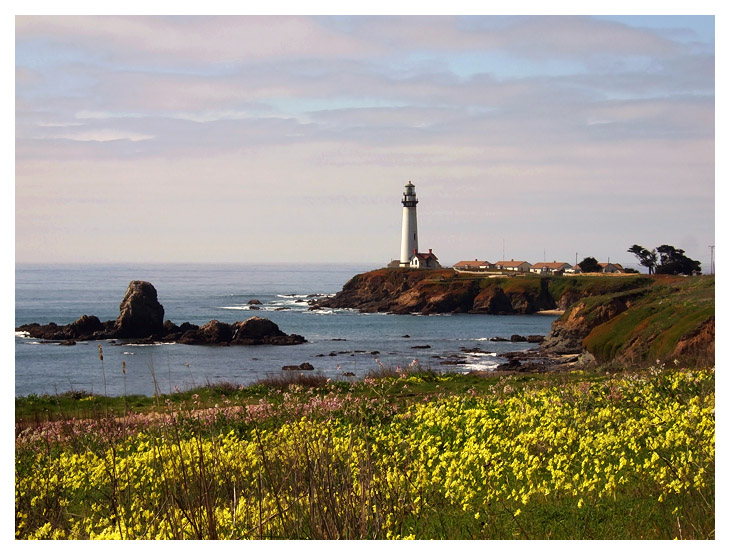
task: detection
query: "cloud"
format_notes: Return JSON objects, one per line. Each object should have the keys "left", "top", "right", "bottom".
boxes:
{"left": 14, "top": 15, "right": 715, "bottom": 266}
{"left": 16, "top": 15, "right": 373, "bottom": 64}
{"left": 44, "top": 129, "right": 155, "bottom": 142}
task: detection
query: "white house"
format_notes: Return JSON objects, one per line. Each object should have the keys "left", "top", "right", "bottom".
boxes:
{"left": 494, "top": 259, "right": 532, "bottom": 273}
{"left": 410, "top": 249, "right": 441, "bottom": 269}
{"left": 530, "top": 261, "right": 572, "bottom": 275}
{"left": 599, "top": 262, "right": 625, "bottom": 274}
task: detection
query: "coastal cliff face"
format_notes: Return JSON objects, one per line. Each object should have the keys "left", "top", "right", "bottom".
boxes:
{"left": 543, "top": 275, "right": 714, "bottom": 366}
{"left": 316, "top": 269, "right": 559, "bottom": 315}
{"left": 317, "top": 268, "right": 714, "bottom": 367}
{"left": 315, "top": 268, "right": 648, "bottom": 316}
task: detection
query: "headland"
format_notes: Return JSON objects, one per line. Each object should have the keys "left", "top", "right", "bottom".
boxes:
{"left": 312, "top": 268, "right": 714, "bottom": 369}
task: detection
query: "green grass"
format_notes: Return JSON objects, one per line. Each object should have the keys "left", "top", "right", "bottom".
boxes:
{"left": 581, "top": 277, "right": 714, "bottom": 364}
{"left": 547, "top": 274, "right": 652, "bottom": 301}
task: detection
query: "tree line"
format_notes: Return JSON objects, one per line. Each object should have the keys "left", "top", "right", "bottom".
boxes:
{"left": 628, "top": 244, "right": 701, "bottom": 275}
{"left": 575, "top": 245, "right": 702, "bottom": 275}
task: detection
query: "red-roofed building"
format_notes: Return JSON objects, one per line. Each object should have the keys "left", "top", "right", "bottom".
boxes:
{"left": 410, "top": 249, "right": 441, "bottom": 269}
{"left": 453, "top": 259, "right": 493, "bottom": 271}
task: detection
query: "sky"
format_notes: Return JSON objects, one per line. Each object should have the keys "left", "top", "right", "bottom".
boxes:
{"left": 14, "top": 11, "right": 717, "bottom": 270}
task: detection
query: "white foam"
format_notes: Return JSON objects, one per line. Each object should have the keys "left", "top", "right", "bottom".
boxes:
{"left": 307, "top": 309, "right": 336, "bottom": 315}
{"left": 122, "top": 342, "right": 176, "bottom": 347}
{"left": 461, "top": 359, "right": 500, "bottom": 371}
{"left": 15, "top": 331, "right": 30, "bottom": 338}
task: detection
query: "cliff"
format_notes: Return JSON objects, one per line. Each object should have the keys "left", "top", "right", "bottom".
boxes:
{"left": 543, "top": 275, "right": 715, "bottom": 366}
{"left": 314, "top": 268, "right": 652, "bottom": 315}
{"left": 316, "top": 268, "right": 714, "bottom": 367}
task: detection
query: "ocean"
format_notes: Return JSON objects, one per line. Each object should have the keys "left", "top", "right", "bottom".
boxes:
{"left": 14, "top": 263, "right": 558, "bottom": 397}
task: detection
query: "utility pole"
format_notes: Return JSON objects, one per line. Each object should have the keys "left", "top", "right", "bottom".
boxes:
{"left": 710, "top": 245, "right": 715, "bottom": 274}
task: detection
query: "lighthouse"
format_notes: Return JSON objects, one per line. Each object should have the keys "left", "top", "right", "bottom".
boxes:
{"left": 400, "top": 181, "right": 419, "bottom": 266}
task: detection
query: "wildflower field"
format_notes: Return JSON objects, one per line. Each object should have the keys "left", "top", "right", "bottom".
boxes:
{"left": 15, "top": 366, "right": 714, "bottom": 539}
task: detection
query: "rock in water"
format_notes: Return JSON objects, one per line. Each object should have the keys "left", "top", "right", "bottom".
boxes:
{"left": 17, "top": 285, "right": 307, "bottom": 346}
{"left": 234, "top": 316, "right": 286, "bottom": 340}
{"left": 68, "top": 314, "right": 104, "bottom": 337}
{"left": 231, "top": 317, "right": 306, "bottom": 345}
{"left": 115, "top": 281, "right": 165, "bottom": 338}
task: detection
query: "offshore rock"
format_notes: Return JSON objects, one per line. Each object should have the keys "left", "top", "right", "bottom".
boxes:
{"left": 170, "top": 317, "right": 306, "bottom": 346}
{"left": 234, "top": 317, "right": 285, "bottom": 340}
{"left": 231, "top": 317, "right": 305, "bottom": 346}
{"left": 178, "top": 320, "right": 233, "bottom": 345}
{"left": 16, "top": 316, "right": 116, "bottom": 342}
{"left": 69, "top": 315, "right": 105, "bottom": 337}
{"left": 16, "top": 281, "right": 306, "bottom": 347}
{"left": 115, "top": 281, "right": 165, "bottom": 338}
{"left": 283, "top": 362, "right": 314, "bottom": 371}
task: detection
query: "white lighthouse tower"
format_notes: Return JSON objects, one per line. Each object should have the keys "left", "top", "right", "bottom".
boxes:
{"left": 400, "top": 181, "right": 419, "bottom": 266}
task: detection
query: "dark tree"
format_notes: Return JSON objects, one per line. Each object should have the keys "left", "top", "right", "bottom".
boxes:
{"left": 578, "top": 256, "right": 601, "bottom": 273}
{"left": 628, "top": 244, "right": 657, "bottom": 274}
{"left": 655, "top": 245, "right": 701, "bottom": 275}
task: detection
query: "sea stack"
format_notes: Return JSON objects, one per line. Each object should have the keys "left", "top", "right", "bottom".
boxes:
{"left": 115, "top": 280, "right": 165, "bottom": 338}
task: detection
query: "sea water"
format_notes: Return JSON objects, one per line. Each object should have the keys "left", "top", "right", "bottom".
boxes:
{"left": 15, "top": 264, "right": 557, "bottom": 397}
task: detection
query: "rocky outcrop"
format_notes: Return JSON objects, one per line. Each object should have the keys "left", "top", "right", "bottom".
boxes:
{"left": 541, "top": 290, "right": 646, "bottom": 355}
{"left": 68, "top": 315, "right": 105, "bottom": 337}
{"left": 542, "top": 277, "right": 714, "bottom": 367}
{"left": 232, "top": 317, "right": 305, "bottom": 346}
{"left": 178, "top": 320, "right": 233, "bottom": 345}
{"left": 471, "top": 286, "right": 513, "bottom": 314}
{"left": 115, "top": 281, "right": 165, "bottom": 338}
{"left": 317, "top": 268, "right": 713, "bottom": 368}
{"left": 17, "top": 281, "right": 306, "bottom": 347}
{"left": 316, "top": 269, "right": 558, "bottom": 315}
{"left": 283, "top": 362, "right": 314, "bottom": 371}
{"left": 671, "top": 317, "right": 715, "bottom": 362}
{"left": 175, "top": 317, "right": 305, "bottom": 346}
{"left": 235, "top": 316, "right": 285, "bottom": 339}
{"left": 17, "top": 317, "right": 116, "bottom": 342}
{"left": 556, "top": 291, "right": 583, "bottom": 311}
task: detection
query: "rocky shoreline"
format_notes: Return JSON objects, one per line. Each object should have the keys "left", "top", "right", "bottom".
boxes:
{"left": 16, "top": 281, "right": 306, "bottom": 347}
{"left": 310, "top": 268, "right": 714, "bottom": 369}
{"left": 17, "top": 272, "right": 714, "bottom": 373}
